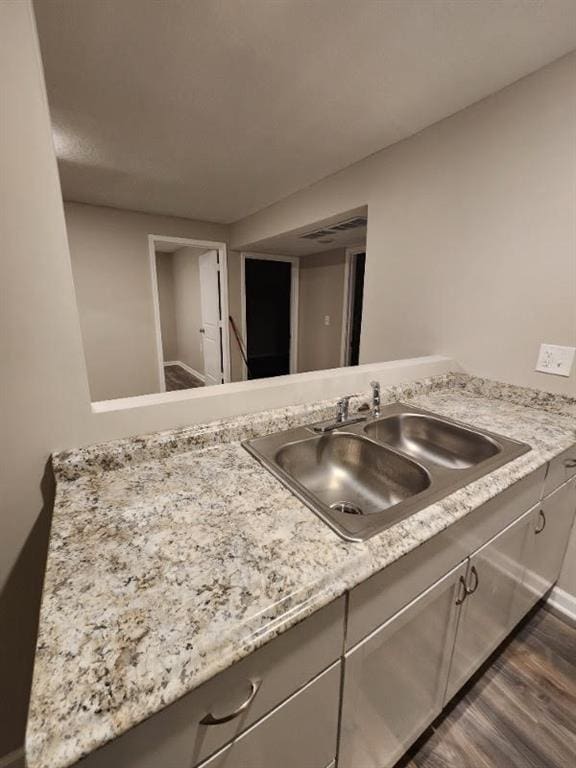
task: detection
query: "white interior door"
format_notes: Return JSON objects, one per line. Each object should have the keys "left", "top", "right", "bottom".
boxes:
{"left": 199, "top": 250, "right": 223, "bottom": 386}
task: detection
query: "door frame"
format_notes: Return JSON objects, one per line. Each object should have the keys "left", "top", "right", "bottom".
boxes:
{"left": 340, "top": 246, "right": 366, "bottom": 366}
{"left": 240, "top": 252, "right": 299, "bottom": 381}
{"left": 148, "top": 234, "right": 231, "bottom": 392}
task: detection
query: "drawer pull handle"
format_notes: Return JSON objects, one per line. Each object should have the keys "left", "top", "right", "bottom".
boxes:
{"left": 455, "top": 575, "right": 468, "bottom": 605}
{"left": 466, "top": 566, "right": 479, "bottom": 596}
{"left": 200, "top": 680, "right": 262, "bottom": 726}
{"left": 564, "top": 458, "right": 576, "bottom": 469}
{"left": 535, "top": 509, "right": 547, "bottom": 534}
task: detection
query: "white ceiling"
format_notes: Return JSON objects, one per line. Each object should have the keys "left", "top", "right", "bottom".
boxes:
{"left": 34, "top": 0, "right": 576, "bottom": 225}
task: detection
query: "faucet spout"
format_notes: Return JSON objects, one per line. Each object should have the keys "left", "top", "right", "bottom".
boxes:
{"left": 370, "top": 380, "right": 381, "bottom": 418}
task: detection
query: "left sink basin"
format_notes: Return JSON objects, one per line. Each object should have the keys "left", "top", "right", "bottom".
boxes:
{"left": 275, "top": 433, "right": 430, "bottom": 516}
{"left": 244, "top": 426, "right": 433, "bottom": 541}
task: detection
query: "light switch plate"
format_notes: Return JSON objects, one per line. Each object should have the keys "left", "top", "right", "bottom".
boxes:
{"left": 535, "top": 344, "right": 575, "bottom": 377}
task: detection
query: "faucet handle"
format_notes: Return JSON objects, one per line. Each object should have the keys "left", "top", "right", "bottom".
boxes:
{"left": 370, "top": 380, "right": 380, "bottom": 392}
{"left": 336, "top": 395, "right": 352, "bottom": 422}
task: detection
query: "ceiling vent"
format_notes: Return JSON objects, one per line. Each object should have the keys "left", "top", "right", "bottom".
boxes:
{"left": 299, "top": 216, "right": 367, "bottom": 240}
{"left": 300, "top": 229, "right": 336, "bottom": 240}
{"left": 330, "top": 216, "right": 367, "bottom": 232}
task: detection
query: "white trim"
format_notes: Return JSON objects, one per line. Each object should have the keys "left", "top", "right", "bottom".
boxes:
{"left": 0, "top": 747, "right": 24, "bottom": 768}
{"left": 92, "top": 356, "right": 455, "bottom": 412}
{"left": 148, "top": 236, "right": 166, "bottom": 392}
{"left": 341, "top": 246, "right": 366, "bottom": 366}
{"left": 547, "top": 585, "right": 576, "bottom": 624}
{"left": 164, "top": 360, "right": 206, "bottom": 383}
{"left": 218, "top": 244, "right": 232, "bottom": 384}
{"left": 148, "top": 235, "right": 231, "bottom": 392}
{"left": 240, "top": 252, "right": 300, "bottom": 380}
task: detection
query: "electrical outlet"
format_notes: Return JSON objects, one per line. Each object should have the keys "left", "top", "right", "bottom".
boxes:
{"left": 535, "top": 344, "right": 575, "bottom": 377}
{"left": 324, "top": 315, "right": 331, "bottom": 326}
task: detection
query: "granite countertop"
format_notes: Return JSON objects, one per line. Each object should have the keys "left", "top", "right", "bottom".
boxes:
{"left": 26, "top": 373, "right": 576, "bottom": 768}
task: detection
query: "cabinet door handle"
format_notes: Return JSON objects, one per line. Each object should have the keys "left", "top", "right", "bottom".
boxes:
{"left": 564, "top": 458, "right": 576, "bottom": 469}
{"left": 466, "top": 566, "right": 479, "bottom": 596}
{"left": 455, "top": 575, "right": 468, "bottom": 605}
{"left": 535, "top": 509, "right": 547, "bottom": 534}
{"left": 200, "top": 680, "right": 261, "bottom": 725}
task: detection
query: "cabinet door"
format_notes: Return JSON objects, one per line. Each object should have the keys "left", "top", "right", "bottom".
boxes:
{"left": 197, "top": 663, "right": 340, "bottom": 768}
{"left": 521, "top": 478, "right": 576, "bottom": 610}
{"left": 339, "top": 561, "right": 467, "bottom": 768}
{"left": 445, "top": 506, "right": 533, "bottom": 703}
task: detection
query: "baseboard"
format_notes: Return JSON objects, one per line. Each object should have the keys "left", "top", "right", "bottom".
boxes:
{"left": 0, "top": 747, "right": 24, "bottom": 768}
{"left": 547, "top": 585, "right": 576, "bottom": 625}
{"left": 164, "top": 361, "right": 205, "bottom": 383}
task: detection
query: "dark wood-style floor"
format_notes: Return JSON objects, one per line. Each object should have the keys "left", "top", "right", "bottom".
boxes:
{"left": 164, "top": 364, "right": 204, "bottom": 391}
{"left": 399, "top": 607, "right": 576, "bottom": 768}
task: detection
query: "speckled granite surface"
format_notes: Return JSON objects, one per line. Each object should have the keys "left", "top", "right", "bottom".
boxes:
{"left": 26, "top": 374, "right": 576, "bottom": 768}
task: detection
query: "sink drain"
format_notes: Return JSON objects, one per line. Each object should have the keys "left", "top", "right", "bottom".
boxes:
{"left": 330, "top": 501, "right": 364, "bottom": 516}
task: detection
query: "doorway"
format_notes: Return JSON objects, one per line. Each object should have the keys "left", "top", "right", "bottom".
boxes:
{"left": 342, "top": 249, "right": 366, "bottom": 366}
{"left": 241, "top": 253, "right": 299, "bottom": 380}
{"left": 149, "top": 235, "right": 231, "bottom": 392}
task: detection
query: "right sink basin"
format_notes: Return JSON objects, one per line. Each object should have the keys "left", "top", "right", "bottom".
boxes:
{"left": 364, "top": 413, "right": 501, "bottom": 469}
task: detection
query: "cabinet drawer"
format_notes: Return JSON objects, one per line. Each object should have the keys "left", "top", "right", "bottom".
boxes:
{"left": 544, "top": 444, "right": 576, "bottom": 497}
{"left": 197, "top": 663, "right": 340, "bottom": 768}
{"left": 78, "top": 597, "right": 345, "bottom": 768}
{"left": 347, "top": 467, "right": 543, "bottom": 649}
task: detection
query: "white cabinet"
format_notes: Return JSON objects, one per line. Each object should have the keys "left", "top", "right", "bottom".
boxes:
{"left": 444, "top": 506, "right": 533, "bottom": 704}
{"left": 519, "top": 477, "right": 576, "bottom": 612}
{"left": 197, "top": 663, "right": 340, "bottom": 768}
{"left": 339, "top": 561, "right": 467, "bottom": 768}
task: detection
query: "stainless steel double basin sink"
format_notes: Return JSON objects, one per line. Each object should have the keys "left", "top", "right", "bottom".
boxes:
{"left": 243, "top": 402, "right": 531, "bottom": 542}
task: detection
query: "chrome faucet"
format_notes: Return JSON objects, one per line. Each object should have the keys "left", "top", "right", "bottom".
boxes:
{"left": 370, "top": 380, "right": 381, "bottom": 417}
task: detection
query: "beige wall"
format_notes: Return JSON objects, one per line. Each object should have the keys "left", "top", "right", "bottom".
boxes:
{"left": 0, "top": 2, "right": 94, "bottom": 757}
{"left": 65, "top": 202, "right": 227, "bottom": 400}
{"left": 172, "top": 247, "right": 205, "bottom": 376}
{"left": 231, "top": 52, "right": 576, "bottom": 398}
{"left": 298, "top": 249, "right": 346, "bottom": 373}
{"left": 155, "top": 253, "right": 178, "bottom": 362}
{"left": 1, "top": 5, "right": 575, "bottom": 763}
